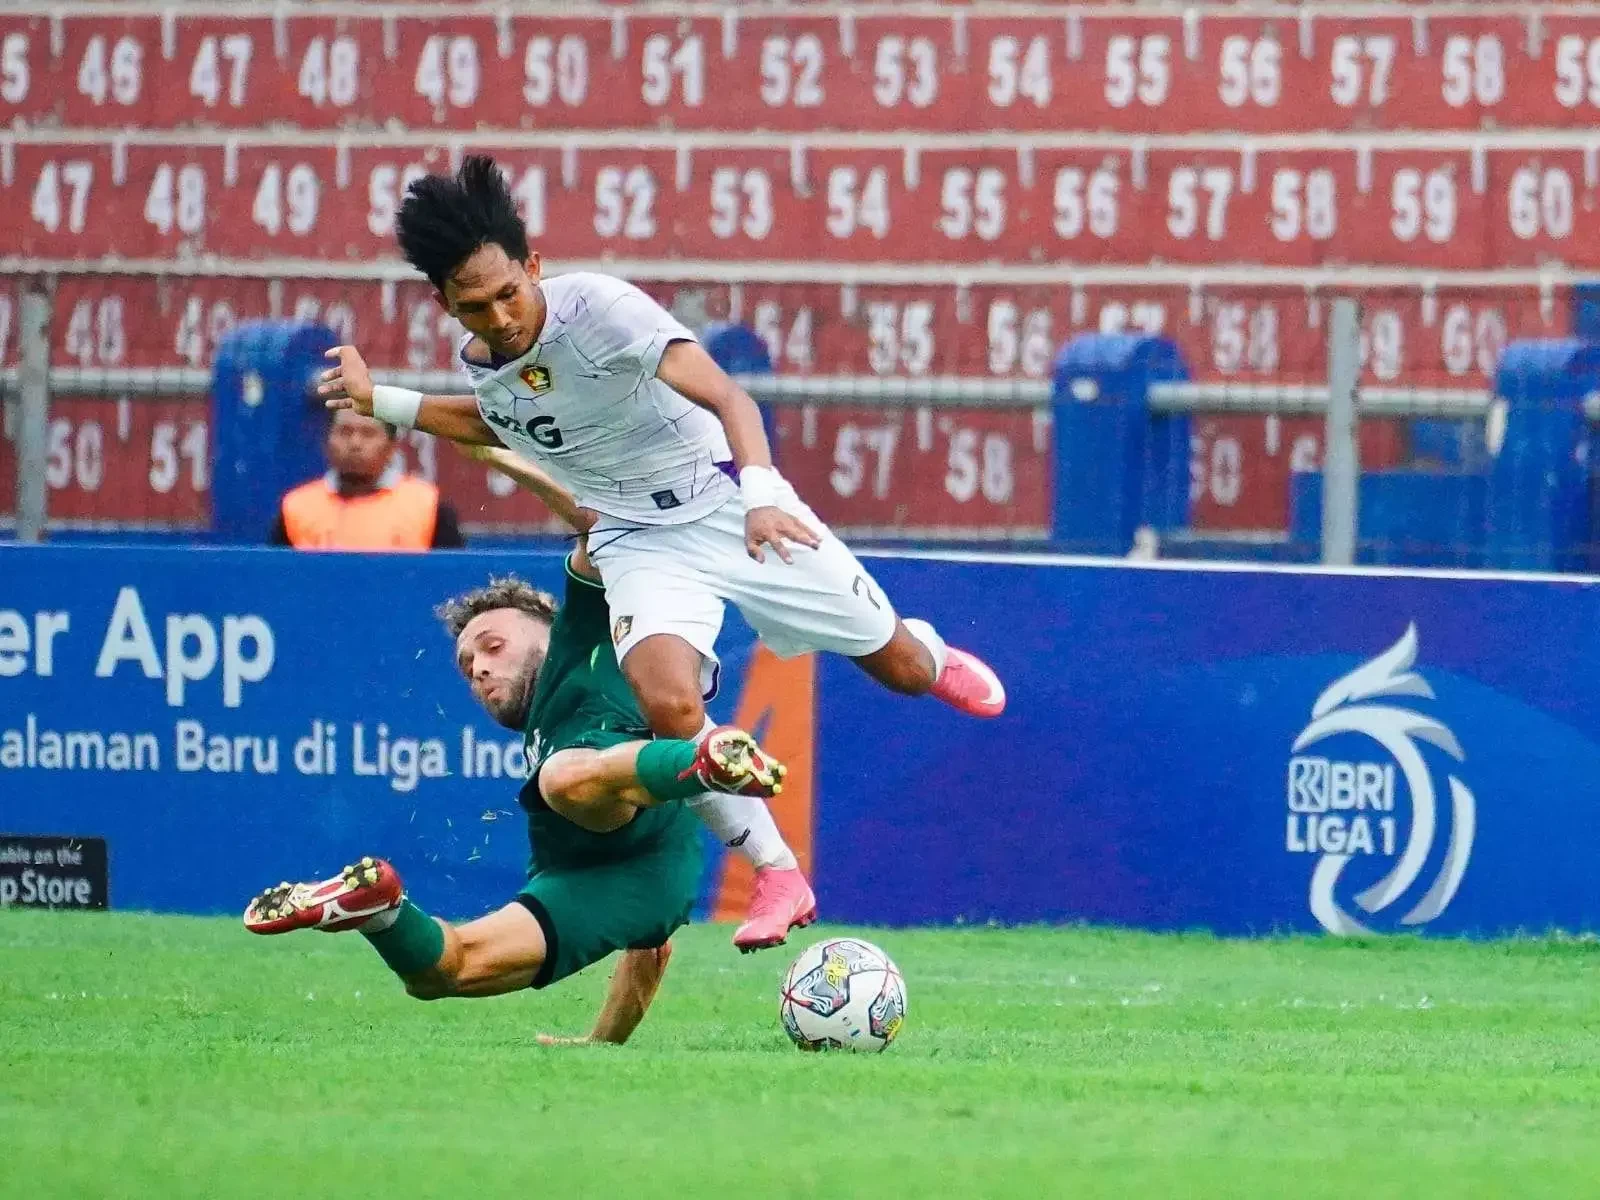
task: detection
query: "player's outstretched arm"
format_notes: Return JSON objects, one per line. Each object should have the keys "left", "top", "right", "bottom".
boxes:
{"left": 455, "top": 443, "right": 595, "bottom": 533}
{"left": 656, "top": 340, "right": 774, "bottom": 470}
{"left": 318, "top": 345, "right": 499, "bottom": 446}
{"left": 656, "top": 341, "right": 820, "bottom": 564}
{"left": 539, "top": 943, "right": 673, "bottom": 1046}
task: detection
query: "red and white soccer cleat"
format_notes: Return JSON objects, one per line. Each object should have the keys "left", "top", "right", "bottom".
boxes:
{"left": 931, "top": 647, "right": 1007, "bottom": 719}
{"left": 243, "top": 856, "right": 403, "bottom": 935}
{"left": 685, "top": 726, "right": 787, "bottom": 798}
{"left": 733, "top": 866, "right": 818, "bottom": 953}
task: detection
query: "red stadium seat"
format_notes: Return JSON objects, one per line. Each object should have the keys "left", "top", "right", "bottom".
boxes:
{"left": 0, "top": 1, "right": 1590, "bottom": 539}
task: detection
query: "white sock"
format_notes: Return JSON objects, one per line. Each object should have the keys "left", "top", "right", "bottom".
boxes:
{"left": 686, "top": 792, "right": 798, "bottom": 870}
{"left": 685, "top": 716, "right": 799, "bottom": 872}
{"left": 361, "top": 904, "right": 401, "bottom": 933}
{"left": 903, "top": 617, "right": 948, "bottom": 679}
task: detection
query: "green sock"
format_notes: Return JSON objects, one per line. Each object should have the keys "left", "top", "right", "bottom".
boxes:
{"left": 636, "top": 739, "right": 704, "bottom": 802}
{"left": 362, "top": 899, "right": 445, "bottom": 978}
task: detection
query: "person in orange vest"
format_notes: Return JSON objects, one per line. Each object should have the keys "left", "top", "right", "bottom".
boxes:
{"left": 270, "top": 410, "right": 465, "bottom": 550}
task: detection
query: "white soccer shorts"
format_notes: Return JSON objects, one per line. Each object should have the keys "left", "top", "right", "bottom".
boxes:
{"left": 586, "top": 490, "right": 899, "bottom": 690}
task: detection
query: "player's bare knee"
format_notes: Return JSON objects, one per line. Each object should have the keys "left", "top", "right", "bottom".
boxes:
{"left": 637, "top": 685, "right": 705, "bottom": 738}
{"left": 623, "top": 636, "right": 708, "bottom": 736}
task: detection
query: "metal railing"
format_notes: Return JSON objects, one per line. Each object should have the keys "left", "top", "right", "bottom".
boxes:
{"left": 0, "top": 291, "right": 1562, "bottom": 562}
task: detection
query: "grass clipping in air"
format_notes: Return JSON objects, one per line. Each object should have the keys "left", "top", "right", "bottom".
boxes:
{"left": 3, "top": 911, "right": 1599, "bottom": 1199}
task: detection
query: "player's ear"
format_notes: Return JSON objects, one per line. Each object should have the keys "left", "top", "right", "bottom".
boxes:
{"left": 525, "top": 252, "right": 542, "bottom": 285}
{"left": 431, "top": 288, "right": 451, "bottom": 315}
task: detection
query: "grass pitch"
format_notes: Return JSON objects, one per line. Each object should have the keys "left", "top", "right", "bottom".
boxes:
{"left": 3, "top": 911, "right": 1599, "bottom": 1199}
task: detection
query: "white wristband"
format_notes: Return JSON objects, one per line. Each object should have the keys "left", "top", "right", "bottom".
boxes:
{"left": 740, "top": 465, "right": 784, "bottom": 511}
{"left": 370, "top": 385, "right": 423, "bottom": 430}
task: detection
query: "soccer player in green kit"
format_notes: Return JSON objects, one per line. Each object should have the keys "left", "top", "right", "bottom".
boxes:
{"left": 243, "top": 516, "right": 786, "bottom": 1044}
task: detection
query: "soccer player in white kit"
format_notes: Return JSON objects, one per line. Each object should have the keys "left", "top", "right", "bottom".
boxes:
{"left": 319, "top": 156, "right": 1007, "bottom": 951}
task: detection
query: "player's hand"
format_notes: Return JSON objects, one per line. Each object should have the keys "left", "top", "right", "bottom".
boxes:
{"left": 536, "top": 1033, "right": 594, "bottom": 1047}
{"left": 745, "top": 506, "right": 821, "bottom": 565}
{"left": 569, "top": 531, "right": 603, "bottom": 582}
{"left": 318, "top": 346, "right": 375, "bottom": 415}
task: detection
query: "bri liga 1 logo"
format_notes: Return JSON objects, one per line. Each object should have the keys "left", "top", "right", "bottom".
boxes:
{"left": 1285, "top": 624, "right": 1477, "bottom": 936}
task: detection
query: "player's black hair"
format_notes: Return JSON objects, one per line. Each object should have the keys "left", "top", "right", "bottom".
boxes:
{"left": 395, "top": 154, "right": 530, "bottom": 291}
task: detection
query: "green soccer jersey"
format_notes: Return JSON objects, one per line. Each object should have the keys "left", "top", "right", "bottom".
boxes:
{"left": 517, "top": 556, "right": 695, "bottom": 872}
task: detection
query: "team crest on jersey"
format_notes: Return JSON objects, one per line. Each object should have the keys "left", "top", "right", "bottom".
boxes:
{"left": 613, "top": 615, "right": 633, "bottom": 645}
{"left": 519, "top": 364, "right": 553, "bottom": 393}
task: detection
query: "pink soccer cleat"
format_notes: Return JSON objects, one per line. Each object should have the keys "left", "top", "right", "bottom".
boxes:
{"left": 685, "top": 726, "right": 787, "bottom": 798}
{"left": 243, "top": 856, "right": 403, "bottom": 935}
{"left": 732, "top": 866, "right": 818, "bottom": 953}
{"left": 931, "top": 646, "right": 1007, "bottom": 718}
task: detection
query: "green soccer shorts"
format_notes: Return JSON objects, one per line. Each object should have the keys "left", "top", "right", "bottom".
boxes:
{"left": 516, "top": 836, "right": 702, "bottom": 989}
{"left": 518, "top": 722, "right": 704, "bottom": 989}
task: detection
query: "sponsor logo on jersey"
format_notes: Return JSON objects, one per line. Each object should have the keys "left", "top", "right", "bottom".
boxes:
{"left": 482, "top": 408, "right": 522, "bottom": 436}
{"left": 1286, "top": 624, "right": 1476, "bottom": 936}
{"left": 524, "top": 415, "right": 564, "bottom": 449}
{"left": 482, "top": 406, "right": 564, "bottom": 450}
{"left": 612, "top": 615, "right": 633, "bottom": 646}
{"left": 519, "top": 364, "right": 552, "bottom": 393}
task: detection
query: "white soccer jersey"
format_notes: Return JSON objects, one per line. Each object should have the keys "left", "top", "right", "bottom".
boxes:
{"left": 459, "top": 272, "right": 736, "bottom": 525}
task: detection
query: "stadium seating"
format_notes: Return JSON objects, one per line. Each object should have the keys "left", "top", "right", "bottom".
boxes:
{"left": 0, "top": 1, "right": 1594, "bottom": 540}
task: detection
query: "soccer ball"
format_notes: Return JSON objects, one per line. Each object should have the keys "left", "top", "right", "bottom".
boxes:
{"left": 778, "top": 937, "right": 907, "bottom": 1052}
